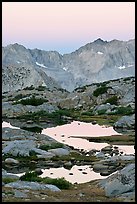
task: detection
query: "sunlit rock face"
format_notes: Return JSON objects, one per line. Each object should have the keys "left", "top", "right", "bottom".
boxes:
{"left": 2, "top": 39, "right": 135, "bottom": 92}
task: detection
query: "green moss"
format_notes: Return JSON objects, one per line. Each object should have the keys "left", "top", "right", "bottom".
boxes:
{"left": 88, "top": 134, "right": 135, "bottom": 145}
{"left": 2, "top": 177, "right": 19, "bottom": 184}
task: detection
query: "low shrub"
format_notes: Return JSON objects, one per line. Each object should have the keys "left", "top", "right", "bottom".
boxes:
{"left": 93, "top": 85, "right": 109, "bottom": 97}
{"left": 104, "top": 96, "right": 118, "bottom": 105}
{"left": 115, "top": 106, "right": 134, "bottom": 115}
{"left": 21, "top": 126, "right": 43, "bottom": 133}
{"left": 97, "top": 109, "right": 106, "bottom": 115}
{"left": 81, "top": 110, "right": 94, "bottom": 116}
{"left": 39, "top": 142, "right": 64, "bottom": 151}
{"left": 20, "top": 171, "right": 72, "bottom": 189}
{"left": 123, "top": 76, "right": 134, "bottom": 82}
{"left": 11, "top": 93, "right": 31, "bottom": 101}
{"left": 12, "top": 94, "right": 24, "bottom": 101}
{"left": 29, "top": 150, "right": 37, "bottom": 157}
{"left": 13, "top": 96, "right": 48, "bottom": 106}
{"left": 109, "top": 106, "right": 134, "bottom": 115}
{"left": 36, "top": 86, "right": 47, "bottom": 91}
{"left": 20, "top": 171, "right": 41, "bottom": 182}
{"left": 75, "top": 86, "right": 86, "bottom": 93}
{"left": 2, "top": 177, "right": 19, "bottom": 184}
{"left": 17, "top": 109, "right": 75, "bottom": 125}
{"left": 23, "top": 85, "right": 35, "bottom": 90}
{"left": 42, "top": 177, "right": 72, "bottom": 189}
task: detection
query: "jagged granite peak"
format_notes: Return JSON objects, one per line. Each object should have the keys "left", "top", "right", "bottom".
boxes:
{"left": 29, "top": 48, "right": 63, "bottom": 68}
{"left": 2, "top": 39, "right": 135, "bottom": 92}
{"left": 93, "top": 38, "right": 107, "bottom": 44}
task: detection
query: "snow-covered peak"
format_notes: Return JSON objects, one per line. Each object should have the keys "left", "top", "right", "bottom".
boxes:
{"left": 36, "top": 62, "right": 47, "bottom": 68}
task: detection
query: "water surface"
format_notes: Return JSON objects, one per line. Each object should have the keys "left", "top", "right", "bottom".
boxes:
{"left": 2, "top": 121, "right": 134, "bottom": 154}
{"left": 41, "top": 121, "right": 118, "bottom": 151}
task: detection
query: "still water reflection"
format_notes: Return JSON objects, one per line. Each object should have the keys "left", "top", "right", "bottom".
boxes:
{"left": 15, "top": 165, "right": 110, "bottom": 184}
{"left": 3, "top": 121, "right": 134, "bottom": 184}
{"left": 40, "top": 165, "right": 108, "bottom": 184}
{"left": 42, "top": 121, "right": 116, "bottom": 151}
{"left": 2, "top": 121, "right": 134, "bottom": 154}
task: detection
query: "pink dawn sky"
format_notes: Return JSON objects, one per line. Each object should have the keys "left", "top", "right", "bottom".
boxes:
{"left": 2, "top": 2, "right": 135, "bottom": 54}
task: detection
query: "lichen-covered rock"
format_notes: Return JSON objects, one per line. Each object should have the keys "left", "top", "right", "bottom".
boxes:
{"left": 14, "top": 190, "right": 28, "bottom": 198}
{"left": 48, "top": 148, "right": 70, "bottom": 156}
{"left": 2, "top": 140, "right": 36, "bottom": 156}
{"left": 5, "top": 158, "right": 19, "bottom": 164}
{"left": 114, "top": 114, "right": 135, "bottom": 129}
{"left": 99, "top": 163, "right": 135, "bottom": 197}
{"left": 32, "top": 148, "right": 55, "bottom": 158}
{"left": 5, "top": 181, "right": 61, "bottom": 192}
{"left": 2, "top": 170, "right": 20, "bottom": 180}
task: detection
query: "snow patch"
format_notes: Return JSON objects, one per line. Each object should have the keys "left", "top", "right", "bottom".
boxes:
{"left": 72, "top": 96, "right": 78, "bottom": 100}
{"left": 97, "top": 51, "right": 103, "bottom": 55}
{"left": 36, "top": 62, "right": 47, "bottom": 68}
{"left": 17, "top": 61, "right": 20, "bottom": 63}
{"left": 118, "top": 64, "right": 134, "bottom": 69}
{"left": 63, "top": 67, "right": 68, "bottom": 71}
{"left": 118, "top": 65, "right": 126, "bottom": 69}
{"left": 127, "top": 64, "right": 133, "bottom": 67}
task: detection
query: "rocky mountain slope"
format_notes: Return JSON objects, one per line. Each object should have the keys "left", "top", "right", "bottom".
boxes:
{"left": 2, "top": 76, "right": 135, "bottom": 131}
{"left": 2, "top": 39, "right": 135, "bottom": 92}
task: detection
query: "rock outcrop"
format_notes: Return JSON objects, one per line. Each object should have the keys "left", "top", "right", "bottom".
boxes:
{"left": 114, "top": 114, "right": 135, "bottom": 130}
{"left": 99, "top": 163, "right": 135, "bottom": 198}
{"left": 5, "top": 181, "right": 61, "bottom": 192}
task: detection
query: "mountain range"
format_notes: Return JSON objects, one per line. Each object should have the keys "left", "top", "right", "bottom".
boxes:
{"left": 2, "top": 38, "right": 135, "bottom": 93}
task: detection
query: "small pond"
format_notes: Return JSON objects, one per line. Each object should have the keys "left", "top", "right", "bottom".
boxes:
{"left": 2, "top": 120, "right": 134, "bottom": 184}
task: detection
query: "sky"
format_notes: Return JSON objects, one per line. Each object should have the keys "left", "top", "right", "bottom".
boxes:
{"left": 2, "top": 2, "right": 135, "bottom": 54}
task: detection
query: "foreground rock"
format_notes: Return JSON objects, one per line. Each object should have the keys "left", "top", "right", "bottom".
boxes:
{"left": 2, "top": 169, "right": 19, "bottom": 180}
{"left": 114, "top": 114, "right": 135, "bottom": 130}
{"left": 2, "top": 140, "right": 36, "bottom": 157}
{"left": 5, "top": 181, "right": 61, "bottom": 192}
{"left": 48, "top": 148, "right": 70, "bottom": 156}
{"left": 5, "top": 158, "right": 19, "bottom": 165}
{"left": 99, "top": 163, "right": 135, "bottom": 199}
{"left": 2, "top": 127, "right": 71, "bottom": 159}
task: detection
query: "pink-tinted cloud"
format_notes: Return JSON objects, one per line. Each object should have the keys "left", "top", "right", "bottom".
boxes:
{"left": 2, "top": 2, "right": 135, "bottom": 54}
